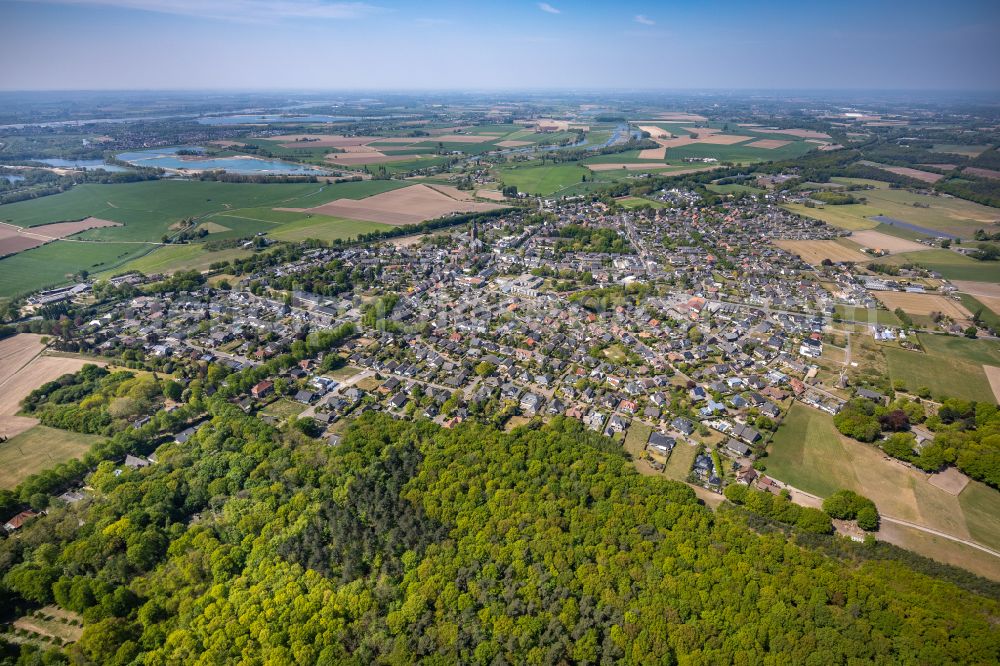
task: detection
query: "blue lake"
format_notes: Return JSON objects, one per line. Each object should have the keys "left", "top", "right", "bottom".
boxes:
{"left": 870, "top": 215, "right": 959, "bottom": 239}
{"left": 117, "top": 146, "right": 328, "bottom": 175}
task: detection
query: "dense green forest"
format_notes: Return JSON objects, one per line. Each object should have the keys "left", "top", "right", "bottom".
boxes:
{"left": 2, "top": 408, "right": 998, "bottom": 664}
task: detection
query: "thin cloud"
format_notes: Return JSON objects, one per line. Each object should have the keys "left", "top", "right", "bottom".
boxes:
{"left": 414, "top": 18, "right": 453, "bottom": 27}
{"left": 634, "top": 15, "right": 655, "bottom": 26}
{"left": 538, "top": 3, "right": 561, "bottom": 15}
{"left": 15, "top": 0, "right": 383, "bottom": 23}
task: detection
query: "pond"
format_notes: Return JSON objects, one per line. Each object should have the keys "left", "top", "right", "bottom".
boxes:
{"left": 117, "top": 146, "right": 328, "bottom": 175}
{"left": 870, "top": 215, "right": 959, "bottom": 239}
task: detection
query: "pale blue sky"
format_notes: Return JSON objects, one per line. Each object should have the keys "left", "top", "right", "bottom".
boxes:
{"left": 0, "top": 0, "right": 998, "bottom": 90}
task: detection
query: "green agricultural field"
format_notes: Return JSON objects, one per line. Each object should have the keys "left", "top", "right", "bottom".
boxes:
{"left": 870, "top": 222, "right": 928, "bottom": 242}
{"left": 957, "top": 293, "right": 1000, "bottom": 327}
{"left": 0, "top": 180, "right": 405, "bottom": 241}
{"left": 0, "top": 179, "right": 408, "bottom": 295}
{"left": 886, "top": 249, "right": 1000, "bottom": 282}
{"left": 767, "top": 403, "right": 993, "bottom": 547}
{"left": 918, "top": 333, "right": 1000, "bottom": 367}
{"left": 101, "top": 245, "right": 254, "bottom": 277}
{"left": 834, "top": 306, "right": 902, "bottom": 326}
{"left": 707, "top": 183, "right": 765, "bottom": 195}
{"left": 783, "top": 202, "right": 881, "bottom": 230}
{"left": 616, "top": 196, "right": 667, "bottom": 209}
{"left": 767, "top": 402, "right": 852, "bottom": 498}
{"left": 345, "top": 156, "right": 451, "bottom": 175}
{"left": 267, "top": 215, "right": 391, "bottom": 243}
{"left": 0, "top": 241, "right": 149, "bottom": 297}
{"left": 883, "top": 339, "right": 995, "bottom": 403}
{"left": 496, "top": 163, "right": 590, "bottom": 196}
{"left": 0, "top": 425, "right": 103, "bottom": 490}
{"left": 581, "top": 149, "right": 658, "bottom": 165}
{"left": 665, "top": 140, "right": 813, "bottom": 164}
{"left": 786, "top": 179, "right": 1000, "bottom": 239}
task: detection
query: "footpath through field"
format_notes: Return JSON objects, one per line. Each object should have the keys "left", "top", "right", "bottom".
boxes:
{"left": 774, "top": 480, "right": 1000, "bottom": 559}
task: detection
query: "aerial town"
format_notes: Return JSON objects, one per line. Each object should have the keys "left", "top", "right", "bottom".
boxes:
{"left": 10, "top": 184, "right": 964, "bottom": 502}
{"left": 1, "top": 0, "right": 999, "bottom": 654}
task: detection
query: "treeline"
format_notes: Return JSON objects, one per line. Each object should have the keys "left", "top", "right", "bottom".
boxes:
{"left": 834, "top": 395, "right": 1000, "bottom": 489}
{"left": 0, "top": 168, "right": 161, "bottom": 205}
{"left": 193, "top": 171, "right": 320, "bottom": 184}
{"left": 723, "top": 482, "right": 833, "bottom": 534}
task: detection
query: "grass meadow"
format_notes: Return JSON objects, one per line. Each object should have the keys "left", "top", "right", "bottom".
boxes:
{"left": 787, "top": 178, "right": 998, "bottom": 239}
{"left": 766, "top": 403, "right": 999, "bottom": 551}
{"left": 0, "top": 425, "right": 102, "bottom": 490}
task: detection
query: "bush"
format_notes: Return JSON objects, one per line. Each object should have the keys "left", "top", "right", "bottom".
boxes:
{"left": 823, "top": 489, "right": 879, "bottom": 531}
{"left": 856, "top": 505, "right": 880, "bottom": 531}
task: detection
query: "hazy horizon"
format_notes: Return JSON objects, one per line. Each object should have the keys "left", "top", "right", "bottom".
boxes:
{"left": 1, "top": 0, "right": 999, "bottom": 92}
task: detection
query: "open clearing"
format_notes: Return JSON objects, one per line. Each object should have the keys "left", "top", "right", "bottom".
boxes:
{"left": 745, "top": 139, "right": 791, "bottom": 149}
{"left": 883, "top": 337, "right": 996, "bottom": 403}
{"left": 325, "top": 152, "right": 416, "bottom": 165}
{"left": 745, "top": 127, "right": 831, "bottom": 139}
{"left": 953, "top": 280, "right": 1000, "bottom": 315}
{"left": 868, "top": 164, "right": 944, "bottom": 184}
{"left": 0, "top": 217, "right": 121, "bottom": 256}
{"left": 0, "top": 425, "right": 102, "bottom": 489}
{"left": 663, "top": 442, "right": 697, "bottom": 482}
{"left": 9, "top": 605, "right": 84, "bottom": 646}
{"left": 964, "top": 167, "right": 1000, "bottom": 181}
{"left": 930, "top": 144, "right": 990, "bottom": 158}
{"left": 773, "top": 239, "right": 868, "bottom": 264}
{"left": 786, "top": 178, "right": 1000, "bottom": 239}
{"left": 848, "top": 229, "right": 928, "bottom": 254}
{"left": 886, "top": 249, "right": 1000, "bottom": 282}
{"left": 651, "top": 113, "right": 707, "bottom": 122}
{"left": 0, "top": 334, "right": 105, "bottom": 440}
{"left": 872, "top": 291, "right": 972, "bottom": 319}
{"left": 104, "top": 244, "right": 254, "bottom": 276}
{"left": 928, "top": 467, "right": 971, "bottom": 495}
{"left": 637, "top": 147, "right": 667, "bottom": 159}
{"left": 291, "top": 184, "right": 502, "bottom": 226}
{"left": 878, "top": 520, "right": 999, "bottom": 581}
{"left": 768, "top": 402, "right": 1000, "bottom": 556}
{"left": 983, "top": 365, "right": 1000, "bottom": 404}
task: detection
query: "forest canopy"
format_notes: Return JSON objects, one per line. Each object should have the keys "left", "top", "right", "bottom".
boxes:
{"left": 1, "top": 410, "right": 998, "bottom": 664}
